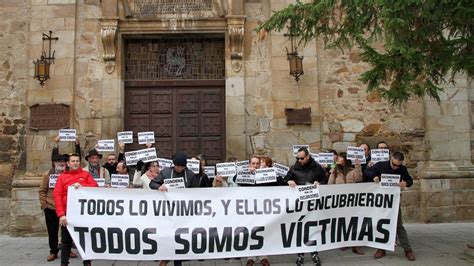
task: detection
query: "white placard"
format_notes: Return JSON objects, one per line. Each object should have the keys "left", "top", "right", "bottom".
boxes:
{"left": 186, "top": 159, "right": 200, "bottom": 174}
{"left": 59, "top": 129, "right": 76, "bottom": 142}
{"left": 137, "top": 131, "right": 155, "bottom": 144}
{"left": 236, "top": 160, "right": 249, "bottom": 172}
{"left": 124, "top": 150, "right": 139, "bottom": 166}
{"left": 94, "top": 178, "right": 105, "bottom": 187}
{"left": 204, "top": 166, "right": 215, "bottom": 178}
{"left": 111, "top": 174, "right": 130, "bottom": 188}
{"left": 310, "top": 153, "right": 320, "bottom": 163}
{"left": 235, "top": 170, "right": 255, "bottom": 185}
{"left": 381, "top": 174, "right": 400, "bottom": 188}
{"left": 293, "top": 145, "right": 310, "bottom": 156}
{"left": 297, "top": 184, "right": 320, "bottom": 201}
{"left": 274, "top": 163, "right": 289, "bottom": 177}
{"left": 216, "top": 162, "right": 237, "bottom": 177}
{"left": 158, "top": 158, "right": 173, "bottom": 170}
{"left": 117, "top": 131, "right": 133, "bottom": 144}
{"left": 371, "top": 149, "right": 390, "bottom": 164}
{"left": 67, "top": 183, "right": 400, "bottom": 260}
{"left": 164, "top": 177, "right": 185, "bottom": 189}
{"left": 346, "top": 146, "right": 366, "bottom": 164}
{"left": 255, "top": 167, "right": 277, "bottom": 184}
{"left": 318, "top": 153, "right": 334, "bottom": 165}
{"left": 137, "top": 148, "right": 157, "bottom": 163}
{"left": 97, "top": 139, "right": 115, "bottom": 152}
{"left": 48, "top": 174, "right": 58, "bottom": 188}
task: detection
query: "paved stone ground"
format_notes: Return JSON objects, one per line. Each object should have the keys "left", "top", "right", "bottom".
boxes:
{"left": 1, "top": 223, "right": 473, "bottom": 266}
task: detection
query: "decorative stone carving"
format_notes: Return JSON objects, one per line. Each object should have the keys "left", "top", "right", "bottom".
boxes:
{"left": 99, "top": 17, "right": 119, "bottom": 74}
{"left": 227, "top": 15, "right": 245, "bottom": 72}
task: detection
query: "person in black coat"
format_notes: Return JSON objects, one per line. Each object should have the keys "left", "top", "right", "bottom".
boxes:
{"left": 364, "top": 151, "right": 416, "bottom": 261}
{"left": 284, "top": 147, "right": 325, "bottom": 266}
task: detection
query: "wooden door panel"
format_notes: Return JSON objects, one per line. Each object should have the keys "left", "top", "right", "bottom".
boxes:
{"left": 151, "top": 115, "right": 172, "bottom": 137}
{"left": 128, "top": 91, "right": 150, "bottom": 113}
{"left": 177, "top": 90, "right": 198, "bottom": 113}
{"left": 151, "top": 91, "right": 172, "bottom": 113}
{"left": 201, "top": 113, "right": 221, "bottom": 136}
{"left": 127, "top": 114, "right": 149, "bottom": 133}
{"left": 177, "top": 114, "right": 199, "bottom": 137}
{"left": 177, "top": 138, "right": 199, "bottom": 157}
{"left": 200, "top": 90, "right": 221, "bottom": 113}
{"left": 155, "top": 138, "right": 173, "bottom": 159}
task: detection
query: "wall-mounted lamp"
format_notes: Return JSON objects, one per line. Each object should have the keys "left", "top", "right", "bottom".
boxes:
{"left": 33, "top": 31, "right": 58, "bottom": 86}
{"left": 285, "top": 33, "right": 304, "bottom": 82}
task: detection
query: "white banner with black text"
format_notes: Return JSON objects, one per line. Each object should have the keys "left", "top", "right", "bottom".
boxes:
{"left": 66, "top": 183, "right": 400, "bottom": 260}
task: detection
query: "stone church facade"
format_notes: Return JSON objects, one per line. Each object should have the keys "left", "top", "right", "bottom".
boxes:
{"left": 0, "top": 0, "right": 472, "bottom": 235}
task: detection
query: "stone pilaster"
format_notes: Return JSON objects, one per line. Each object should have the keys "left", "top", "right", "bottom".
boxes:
{"left": 418, "top": 76, "right": 474, "bottom": 222}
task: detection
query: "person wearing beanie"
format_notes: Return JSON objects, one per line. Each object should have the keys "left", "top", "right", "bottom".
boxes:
{"left": 149, "top": 152, "right": 201, "bottom": 191}
{"left": 149, "top": 152, "right": 201, "bottom": 266}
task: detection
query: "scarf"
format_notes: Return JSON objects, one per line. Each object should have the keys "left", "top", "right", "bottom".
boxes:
{"left": 145, "top": 170, "right": 158, "bottom": 180}
{"left": 89, "top": 165, "right": 100, "bottom": 179}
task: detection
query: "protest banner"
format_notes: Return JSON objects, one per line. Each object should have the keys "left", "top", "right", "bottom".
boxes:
{"left": 274, "top": 163, "right": 289, "bottom": 177}
{"left": 216, "top": 162, "right": 237, "bottom": 177}
{"left": 59, "top": 129, "right": 76, "bottom": 142}
{"left": 187, "top": 159, "right": 200, "bottom": 174}
{"left": 97, "top": 140, "right": 115, "bottom": 152}
{"left": 48, "top": 174, "right": 58, "bottom": 188}
{"left": 236, "top": 160, "right": 249, "bottom": 172}
{"left": 293, "top": 145, "right": 310, "bottom": 156}
{"left": 381, "top": 174, "right": 400, "bottom": 188}
{"left": 371, "top": 149, "right": 390, "bottom": 164}
{"left": 111, "top": 174, "right": 130, "bottom": 188}
{"left": 255, "top": 168, "right": 277, "bottom": 184}
{"left": 138, "top": 132, "right": 155, "bottom": 144}
{"left": 310, "top": 153, "right": 320, "bottom": 163}
{"left": 346, "top": 146, "right": 366, "bottom": 164}
{"left": 67, "top": 183, "right": 400, "bottom": 260}
{"left": 117, "top": 131, "right": 133, "bottom": 144}
{"left": 137, "top": 148, "right": 157, "bottom": 163}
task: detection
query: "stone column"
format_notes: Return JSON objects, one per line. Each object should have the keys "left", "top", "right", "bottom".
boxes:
{"left": 419, "top": 76, "right": 474, "bottom": 222}
{"left": 225, "top": 3, "right": 247, "bottom": 160}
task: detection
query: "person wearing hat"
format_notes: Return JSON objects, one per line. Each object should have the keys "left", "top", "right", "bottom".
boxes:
{"left": 39, "top": 136, "right": 80, "bottom": 262}
{"left": 84, "top": 149, "right": 110, "bottom": 186}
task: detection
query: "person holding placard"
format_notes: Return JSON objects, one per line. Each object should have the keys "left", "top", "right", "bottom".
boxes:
{"left": 53, "top": 153, "right": 98, "bottom": 266}
{"left": 39, "top": 142, "right": 78, "bottom": 262}
{"left": 214, "top": 157, "right": 239, "bottom": 187}
{"left": 133, "top": 161, "right": 159, "bottom": 189}
{"left": 284, "top": 147, "right": 326, "bottom": 266}
{"left": 150, "top": 152, "right": 201, "bottom": 191}
{"left": 102, "top": 141, "right": 126, "bottom": 175}
{"left": 84, "top": 149, "right": 111, "bottom": 187}
{"left": 364, "top": 151, "right": 416, "bottom": 261}
{"left": 191, "top": 154, "right": 212, "bottom": 187}
{"left": 327, "top": 153, "right": 364, "bottom": 255}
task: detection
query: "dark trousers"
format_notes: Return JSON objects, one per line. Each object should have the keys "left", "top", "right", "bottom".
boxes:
{"left": 397, "top": 208, "right": 411, "bottom": 251}
{"left": 44, "top": 208, "right": 59, "bottom": 255}
{"left": 61, "top": 225, "right": 91, "bottom": 265}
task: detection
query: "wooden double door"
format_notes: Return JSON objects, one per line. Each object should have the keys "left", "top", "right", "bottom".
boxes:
{"left": 124, "top": 81, "right": 225, "bottom": 165}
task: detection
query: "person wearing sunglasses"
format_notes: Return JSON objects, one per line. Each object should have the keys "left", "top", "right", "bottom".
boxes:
{"left": 284, "top": 147, "right": 326, "bottom": 266}
{"left": 364, "top": 151, "right": 416, "bottom": 261}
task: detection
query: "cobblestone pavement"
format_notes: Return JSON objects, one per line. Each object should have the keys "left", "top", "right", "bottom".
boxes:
{"left": 0, "top": 223, "right": 473, "bottom": 266}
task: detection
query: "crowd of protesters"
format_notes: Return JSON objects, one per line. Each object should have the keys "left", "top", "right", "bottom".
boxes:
{"left": 39, "top": 134, "right": 415, "bottom": 266}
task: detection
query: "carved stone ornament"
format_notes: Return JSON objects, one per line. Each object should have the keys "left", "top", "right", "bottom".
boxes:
{"left": 227, "top": 15, "right": 245, "bottom": 73}
{"left": 99, "top": 17, "right": 119, "bottom": 74}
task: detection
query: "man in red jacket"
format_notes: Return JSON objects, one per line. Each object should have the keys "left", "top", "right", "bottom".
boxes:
{"left": 53, "top": 153, "right": 98, "bottom": 266}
